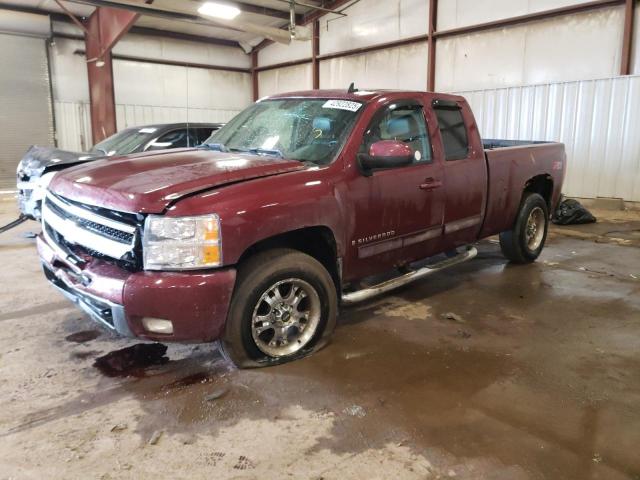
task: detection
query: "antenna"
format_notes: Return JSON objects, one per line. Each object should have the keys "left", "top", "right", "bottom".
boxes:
{"left": 186, "top": 65, "right": 190, "bottom": 146}
{"left": 347, "top": 82, "right": 358, "bottom": 93}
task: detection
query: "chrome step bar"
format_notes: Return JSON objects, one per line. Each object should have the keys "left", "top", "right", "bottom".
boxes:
{"left": 341, "top": 245, "right": 478, "bottom": 306}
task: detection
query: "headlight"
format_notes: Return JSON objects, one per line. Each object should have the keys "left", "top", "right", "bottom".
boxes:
{"left": 143, "top": 214, "right": 221, "bottom": 270}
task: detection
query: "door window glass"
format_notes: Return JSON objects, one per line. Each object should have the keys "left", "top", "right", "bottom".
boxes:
{"left": 433, "top": 104, "right": 469, "bottom": 160}
{"left": 362, "top": 105, "right": 431, "bottom": 163}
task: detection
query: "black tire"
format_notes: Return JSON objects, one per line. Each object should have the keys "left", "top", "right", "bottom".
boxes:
{"left": 220, "top": 248, "right": 337, "bottom": 368}
{"left": 499, "top": 192, "right": 549, "bottom": 264}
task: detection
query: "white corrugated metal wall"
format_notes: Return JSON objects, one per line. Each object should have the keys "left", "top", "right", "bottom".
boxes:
{"left": 49, "top": 35, "right": 251, "bottom": 151}
{"left": 28, "top": 0, "right": 640, "bottom": 201}
{"left": 255, "top": 0, "right": 640, "bottom": 202}
{"left": 457, "top": 75, "right": 640, "bottom": 202}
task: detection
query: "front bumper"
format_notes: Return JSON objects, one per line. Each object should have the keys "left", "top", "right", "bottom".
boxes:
{"left": 37, "top": 234, "right": 237, "bottom": 342}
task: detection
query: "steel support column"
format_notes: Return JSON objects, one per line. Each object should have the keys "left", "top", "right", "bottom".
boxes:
{"left": 621, "top": 0, "right": 636, "bottom": 75}
{"left": 251, "top": 50, "right": 259, "bottom": 101}
{"left": 85, "top": 6, "right": 139, "bottom": 143}
{"left": 312, "top": 20, "right": 320, "bottom": 89}
{"left": 427, "top": 0, "right": 437, "bottom": 91}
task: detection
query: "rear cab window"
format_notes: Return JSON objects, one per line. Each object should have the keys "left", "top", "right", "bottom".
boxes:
{"left": 432, "top": 99, "right": 469, "bottom": 161}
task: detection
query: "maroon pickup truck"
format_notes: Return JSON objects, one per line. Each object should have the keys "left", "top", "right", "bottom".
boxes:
{"left": 37, "top": 88, "right": 565, "bottom": 367}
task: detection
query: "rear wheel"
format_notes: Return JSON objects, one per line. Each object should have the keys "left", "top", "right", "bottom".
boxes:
{"left": 499, "top": 192, "right": 549, "bottom": 263}
{"left": 221, "top": 248, "right": 337, "bottom": 368}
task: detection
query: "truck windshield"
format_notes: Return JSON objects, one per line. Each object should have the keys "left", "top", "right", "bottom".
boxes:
{"left": 205, "top": 98, "right": 363, "bottom": 165}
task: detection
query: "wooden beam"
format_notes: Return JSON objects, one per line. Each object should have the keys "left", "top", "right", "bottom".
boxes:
{"left": 621, "top": 0, "right": 636, "bottom": 75}
{"left": 427, "top": 0, "right": 437, "bottom": 91}
{"left": 312, "top": 19, "right": 320, "bottom": 89}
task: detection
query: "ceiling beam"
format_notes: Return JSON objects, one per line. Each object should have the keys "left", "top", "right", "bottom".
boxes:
{"left": 0, "top": 3, "right": 242, "bottom": 49}
{"left": 183, "top": 0, "right": 304, "bottom": 23}
{"left": 65, "top": 0, "right": 246, "bottom": 33}
{"left": 129, "top": 25, "right": 240, "bottom": 47}
{"left": 254, "top": 0, "right": 355, "bottom": 52}
{"left": 0, "top": 3, "right": 74, "bottom": 23}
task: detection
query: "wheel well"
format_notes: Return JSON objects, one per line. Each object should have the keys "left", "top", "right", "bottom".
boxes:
{"left": 523, "top": 174, "right": 553, "bottom": 209}
{"left": 237, "top": 226, "right": 340, "bottom": 292}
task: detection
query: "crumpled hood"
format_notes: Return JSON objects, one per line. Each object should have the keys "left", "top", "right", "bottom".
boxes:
{"left": 49, "top": 148, "right": 306, "bottom": 213}
{"left": 18, "top": 146, "right": 98, "bottom": 175}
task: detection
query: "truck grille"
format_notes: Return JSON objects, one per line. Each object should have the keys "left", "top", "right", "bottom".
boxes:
{"left": 42, "top": 192, "right": 141, "bottom": 267}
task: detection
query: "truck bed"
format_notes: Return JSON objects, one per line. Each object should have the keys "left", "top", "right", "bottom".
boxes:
{"left": 482, "top": 138, "right": 555, "bottom": 149}
{"left": 479, "top": 139, "right": 566, "bottom": 238}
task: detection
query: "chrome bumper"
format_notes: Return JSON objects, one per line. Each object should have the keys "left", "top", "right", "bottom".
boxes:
{"left": 41, "top": 260, "right": 133, "bottom": 337}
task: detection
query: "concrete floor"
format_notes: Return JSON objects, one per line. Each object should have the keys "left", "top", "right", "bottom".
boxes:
{"left": 0, "top": 198, "right": 639, "bottom": 480}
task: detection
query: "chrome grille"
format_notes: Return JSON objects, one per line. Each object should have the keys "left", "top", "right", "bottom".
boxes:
{"left": 42, "top": 192, "right": 138, "bottom": 262}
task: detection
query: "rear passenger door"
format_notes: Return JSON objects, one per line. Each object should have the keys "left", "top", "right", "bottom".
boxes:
{"left": 432, "top": 98, "right": 487, "bottom": 248}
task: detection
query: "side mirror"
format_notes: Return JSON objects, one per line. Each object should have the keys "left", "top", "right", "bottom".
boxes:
{"left": 358, "top": 140, "right": 414, "bottom": 173}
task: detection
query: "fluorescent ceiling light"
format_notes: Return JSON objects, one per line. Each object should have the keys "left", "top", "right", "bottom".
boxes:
{"left": 198, "top": 2, "right": 241, "bottom": 20}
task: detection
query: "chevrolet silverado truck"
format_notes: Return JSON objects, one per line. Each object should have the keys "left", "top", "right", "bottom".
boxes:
{"left": 37, "top": 88, "right": 566, "bottom": 367}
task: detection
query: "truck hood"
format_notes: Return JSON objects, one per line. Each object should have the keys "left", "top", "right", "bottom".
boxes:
{"left": 18, "top": 146, "right": 99, "bottom": 176}
{"left": 49, "top": 148, "right": 306, "bottom": 213}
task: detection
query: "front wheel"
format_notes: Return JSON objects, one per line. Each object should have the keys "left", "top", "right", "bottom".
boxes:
{"left": 220, "top": 248, "right": 337, "bottom": 368}
{"left": 499, "top": 192, "right": 549, "bottom": 263}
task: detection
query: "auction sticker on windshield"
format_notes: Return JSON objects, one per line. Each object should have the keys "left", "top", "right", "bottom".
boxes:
{"left": 322, "top": 100, "right": 362, "bottom": 112}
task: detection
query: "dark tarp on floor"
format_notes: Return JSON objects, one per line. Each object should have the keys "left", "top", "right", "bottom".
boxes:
{"left": 553, "top": 197, "right": 597, "bottom": 225}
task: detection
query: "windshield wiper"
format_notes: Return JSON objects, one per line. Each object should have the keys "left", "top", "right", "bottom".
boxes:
{"left": 230, "top": 147, "right": 283, "bottom": 158}
{"left": 199, "top": 142, "right": 228, "bottom": 152}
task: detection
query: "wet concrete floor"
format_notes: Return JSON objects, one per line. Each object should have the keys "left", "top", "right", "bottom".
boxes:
{"left": 0, "top": 201, "right": 639, "bottom": 479}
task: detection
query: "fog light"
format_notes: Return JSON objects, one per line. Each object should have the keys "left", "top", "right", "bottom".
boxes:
{"left": 142, "top": 317, "right": 174, "bottom": 334}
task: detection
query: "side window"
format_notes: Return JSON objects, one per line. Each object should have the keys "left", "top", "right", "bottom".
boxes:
{"left": 146, "top": 129, "right": 195, "bottom": 151}
{"left": 196, "top": 127, "right": 217, "bottom": 144}
{"left": 362, "top": 105, "right": 432, "bottom": 163}
{"left": 433, "top": 102, "right": 469, "bottom": 161}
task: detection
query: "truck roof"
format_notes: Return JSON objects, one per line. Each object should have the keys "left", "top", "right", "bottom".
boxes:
{"left": 266, "top": 89, "right": 465, "bottom": 104}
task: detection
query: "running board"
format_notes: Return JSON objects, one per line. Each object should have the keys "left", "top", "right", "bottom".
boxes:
{"left": 341, "top": 246, "right": 478, "bottom": 306}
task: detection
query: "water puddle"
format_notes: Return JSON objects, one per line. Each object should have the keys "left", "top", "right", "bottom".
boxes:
{"left": 65, "top": 330, "right": 101, "bottom": 343}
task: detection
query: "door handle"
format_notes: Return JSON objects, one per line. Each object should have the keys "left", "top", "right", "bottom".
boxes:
{"left": 419, "top": 178, "right": 442, "bottom": 190}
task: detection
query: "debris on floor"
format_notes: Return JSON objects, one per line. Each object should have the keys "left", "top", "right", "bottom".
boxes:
{"left": 456, "top": 329, "right": 472, "bottom": 339}
{"left": 442, "top": 312, "right": 465, "bottom": 323}
{"left": 93, "top": 343, "right": 169, "bottom": 377}
{"left": 343, "top": 405, "right": 367, "bottom": 418}
{"left": 148, "top": 430, "right": 164, "bottom": 445}
{"left": 204, "top": 386, "right": 229, "bottom": 402}
{"left": 553, "top": 197, "right": 597, "bottom": 225}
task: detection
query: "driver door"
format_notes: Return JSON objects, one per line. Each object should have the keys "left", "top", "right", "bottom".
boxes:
{"left": 346, "top": 99, "right": 445, "bottom": 279}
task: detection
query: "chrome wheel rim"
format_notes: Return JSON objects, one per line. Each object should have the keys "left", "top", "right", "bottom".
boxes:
{"left": 251, "top": 278, "right": 321, "bottom": 357}
{"left": 525, "top": 206, "right": 546, "bottom": 250}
